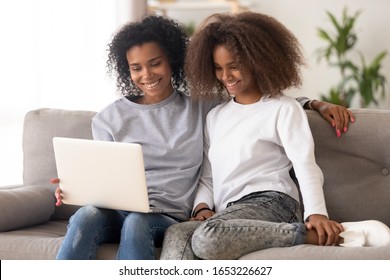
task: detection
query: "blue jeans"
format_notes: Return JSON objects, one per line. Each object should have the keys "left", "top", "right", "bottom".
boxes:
{"left": 160, "top": 191, "right": 306, "bottom": 260}
{"left": 56, "top": 205, "right": 178, "bottom": 260}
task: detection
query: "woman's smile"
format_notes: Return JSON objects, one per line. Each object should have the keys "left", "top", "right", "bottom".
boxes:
{"left": 142, "top": 79, "right": 161, "bottom": 89}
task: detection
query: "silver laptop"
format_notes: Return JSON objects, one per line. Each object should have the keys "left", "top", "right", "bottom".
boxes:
{"left": 52, "top": 137, "right": 182, "bottom": 214}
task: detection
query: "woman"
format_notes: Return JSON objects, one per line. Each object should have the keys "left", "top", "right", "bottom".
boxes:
{"left": 160, "top": 12, "right": 390, "bottom": 260}
{"left": 54, "top": 14, "right": 356, "bottom": 260}
{"left": 54, "top": 14, "right": 216, "bottom": 260}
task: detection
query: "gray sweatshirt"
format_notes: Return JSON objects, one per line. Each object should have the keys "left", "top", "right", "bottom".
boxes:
{"left": 92, "top": 90, "right": 216, "bottom": 221}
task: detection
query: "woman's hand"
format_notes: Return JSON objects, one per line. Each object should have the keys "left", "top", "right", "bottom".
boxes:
{"left": 50, "top": 178, "right": 63, "bottom": 207}
{"left": 309, "top": 100, "right": 355, "bottom": 138}
{"left": 190, "top": 203, "right": 215, "bottom": 221}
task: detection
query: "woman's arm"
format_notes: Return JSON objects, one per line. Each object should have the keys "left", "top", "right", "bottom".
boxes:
{"left": 296, "top": 97, "right": 355, "bottom": 138}
{"left": 306, "top": 100, "right": 355, "bottom": 138}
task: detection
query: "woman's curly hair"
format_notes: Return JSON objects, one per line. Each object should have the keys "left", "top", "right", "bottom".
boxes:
{"left": 107, "top": 14, "right": 189, "bottom": 96}
{"left": 185, "top": 12, "right": 305, "bottom": 99}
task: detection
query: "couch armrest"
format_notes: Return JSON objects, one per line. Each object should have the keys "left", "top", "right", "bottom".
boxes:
{"left": 0, "top": 185, "right": 55, "bottom": 231}
{"left": 0, "top": 184, "right": 24, "bottom": 190}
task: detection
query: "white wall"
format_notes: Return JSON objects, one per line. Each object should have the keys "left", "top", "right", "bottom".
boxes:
{"left": 1, "top": 0, "right": 389, "bottom": 186}
{"left": 162, "top": 0, "right": 390, "bottom": 109}
{"left": 250, "top": 0, "right": 390, "bottom": 109}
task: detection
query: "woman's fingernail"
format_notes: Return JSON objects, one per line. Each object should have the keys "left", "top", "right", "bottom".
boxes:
{"left": 337, "top": 130, "right": 341, "bottom": 138}
{"left": 50, "top": 178, "right": 60, "bottom": 184}
{"left": 343, "top": 127, "right": 347, "bottom": 132}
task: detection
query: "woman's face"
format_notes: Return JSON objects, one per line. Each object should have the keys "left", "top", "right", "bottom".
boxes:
{"left": 213, "top": 44, "right": 260, "bottom": 104}
{"left": 126, "top": 42, "right": 173, "bottom": 102}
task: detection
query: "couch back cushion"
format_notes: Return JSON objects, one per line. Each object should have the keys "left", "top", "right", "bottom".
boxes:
{"left": 307, "top": 109, "right": 390, "bottom": 226}
{"left": 22, "top": 108, "right": 390, "bottom": 225}
{"left": 23, "top": 108, "right": 96, "bottom": 220}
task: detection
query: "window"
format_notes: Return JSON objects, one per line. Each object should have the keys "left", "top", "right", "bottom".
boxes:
{"left": 0, "top": 0, "right": 144, "bottom": 185}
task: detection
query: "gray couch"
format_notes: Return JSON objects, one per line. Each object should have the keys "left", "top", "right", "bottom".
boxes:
{"left": 0, "top": 107, "right": 389, "bottom": 260}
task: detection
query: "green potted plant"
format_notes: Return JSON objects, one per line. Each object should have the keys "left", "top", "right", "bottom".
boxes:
{"left": 183, "top": 21, "right": 196, "bottom": 37}
{"left": 316, "top": 8, "right": 387, "bottom": 107}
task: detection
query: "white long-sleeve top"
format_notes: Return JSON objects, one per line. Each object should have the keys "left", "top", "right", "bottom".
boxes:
{"left": 193, "top": 95, "right": 328, "bottom": 221}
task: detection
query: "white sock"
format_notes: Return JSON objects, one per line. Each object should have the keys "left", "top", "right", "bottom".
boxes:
{"left": 339, "top": 220, "right": 390, "bottom": 247}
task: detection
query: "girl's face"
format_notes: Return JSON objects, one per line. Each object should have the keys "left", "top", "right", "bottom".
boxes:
{"left": 126, "top": 42, "right": 173, "bottom": 102}
{"left": 213, "top": 44, "right": 260, "bottom": 104}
